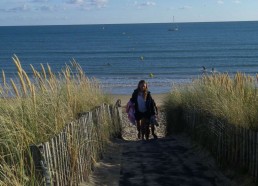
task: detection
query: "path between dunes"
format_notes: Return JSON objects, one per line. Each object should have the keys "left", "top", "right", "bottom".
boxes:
{"left": 82, "top": 110, "right": 253, "bottom": 186}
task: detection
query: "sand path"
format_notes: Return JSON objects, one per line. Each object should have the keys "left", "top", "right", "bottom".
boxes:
{"left": 84, "top": 108, "right": 252, "bottom": 186}
{"left": 119, "top": 136, "right": 233, "bottom": 186}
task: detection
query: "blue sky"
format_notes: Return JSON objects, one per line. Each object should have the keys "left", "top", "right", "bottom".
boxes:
{"left": 0, "top": 0, "right": 257, "bottom": 26}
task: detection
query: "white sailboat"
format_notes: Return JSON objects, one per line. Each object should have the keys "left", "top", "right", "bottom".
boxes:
{"left": 168, "top": 16, "right": 178, "bottom": 31}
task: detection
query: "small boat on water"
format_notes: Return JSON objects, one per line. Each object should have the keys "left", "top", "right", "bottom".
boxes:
{"left": 168, "top": 16, "right": 179, "bottom": 31}
{"left": 168, "top": 27, "right": 178, "bottom": 31}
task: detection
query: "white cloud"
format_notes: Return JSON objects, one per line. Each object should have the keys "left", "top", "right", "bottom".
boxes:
{"left": 89, "top": 0, "right": 108, "bottom": 8}
{"left": 179, "top": 5, "right": 192, "bottom": 10}
{"left": 67, "top": 0, "right": 84, "bottom": 5}
{"left": 134, "top": 1, "right": 156, "bottom": 8}
{"left": 5, "top": 4, "right": 31, "bottom": 12}
{"left": 30, "top": 0, "right": 49, "bottom": 2}
{"left": 217, "top": 0, "right": 224, "bottom": 4}
{"left": 67, "top": 0, "right": 108, "bottom": 9}
{"left": 37, "top": 5, "right": 54, "bottom": 11}
{"left": 0, "top": 2, "right": 60, "bottom": 13}
{"left": 142, "top": 2, "right": 156, "bottom": 6}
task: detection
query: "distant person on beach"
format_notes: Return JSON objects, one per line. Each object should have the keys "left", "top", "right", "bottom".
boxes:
{"left": 201, "top": 66, "right": 207, "bottom": 75}
{"left": 201, "top": 66, "right": 218, "bottom": 75}
{"left": 131, "top": 80, "right": 158, "bottom": 140}
{"left": 211, "top": 67, "right": 219, "bottom": 75}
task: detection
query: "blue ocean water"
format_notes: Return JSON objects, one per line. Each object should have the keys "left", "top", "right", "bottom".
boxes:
{"left": 0, "top": 21, "right": 258, "bottom": 94}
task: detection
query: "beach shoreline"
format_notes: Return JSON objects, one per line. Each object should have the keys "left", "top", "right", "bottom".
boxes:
{"left": 110, "top": 93, "right": 168, "bottom": 107}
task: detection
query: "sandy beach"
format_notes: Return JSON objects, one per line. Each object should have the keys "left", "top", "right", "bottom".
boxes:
{"left": 110, "top": 93, "right": 168, "bottom": 107}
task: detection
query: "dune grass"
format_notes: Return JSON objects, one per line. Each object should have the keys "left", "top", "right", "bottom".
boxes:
{"left": 0, "top": 55, "right": 111, "bottom": 185}
{"left": 164, "top": 72, "right": 258, "bottom": 132}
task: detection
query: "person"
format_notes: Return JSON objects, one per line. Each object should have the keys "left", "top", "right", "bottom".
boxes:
{"left": 149, "top": 100, "right": 159, "bottom": 138}
{"left": 201, "top": 66, "right": 207, "bottom": 75}
{"left": 126, "top": 98, "right": 136, "bottom": 125}
{"left": 130, "top": 80, "right": 158, "bottom": 140}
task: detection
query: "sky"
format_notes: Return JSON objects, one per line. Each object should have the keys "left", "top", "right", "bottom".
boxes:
{"left": 0, "top": 0, "right": 258, "bottom": 26}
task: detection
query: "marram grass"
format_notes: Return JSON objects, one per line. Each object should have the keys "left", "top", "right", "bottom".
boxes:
{"left": 0, "top": 55, "right": 110, "bottom": 185}
{"left": 164, "top": 72, "right": 258, "bottom": 130}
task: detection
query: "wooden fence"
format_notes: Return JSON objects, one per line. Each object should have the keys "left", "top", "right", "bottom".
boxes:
{"left": 29, "top": 103, "right": 122, "bottom": 186}
{"left": 181, "top": 110, "right": 258, "bottom": 183}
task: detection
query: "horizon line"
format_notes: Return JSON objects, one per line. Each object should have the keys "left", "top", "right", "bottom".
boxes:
{"left": 0, "top": 19, "right": 258, "bottom": 27}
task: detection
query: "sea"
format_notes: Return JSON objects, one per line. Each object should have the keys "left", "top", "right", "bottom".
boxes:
{"left": 0, "top": 21, "right": 258, "bottom": 94}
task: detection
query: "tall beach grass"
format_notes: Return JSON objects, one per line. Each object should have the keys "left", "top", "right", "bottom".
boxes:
{"left": 164, "top": 72, "right": 258, "bottom": 132}
{"left": 0, "top": 55, "right": 110, "bottom": 185}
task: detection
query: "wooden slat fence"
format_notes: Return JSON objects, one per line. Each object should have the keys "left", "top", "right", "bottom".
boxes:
{"left": 29, "top": 103, "right": 122, "bottom": 186}
{"left": 181, "top": 110, "right": 258, "bottom": 183}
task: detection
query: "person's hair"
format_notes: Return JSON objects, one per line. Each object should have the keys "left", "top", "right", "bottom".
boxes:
{"left": 137, "top": 80, "right": 148, "bottom": 100}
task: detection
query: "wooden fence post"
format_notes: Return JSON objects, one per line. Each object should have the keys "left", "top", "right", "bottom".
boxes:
{"left": 29, "top": 103, "right": 122, "bottom": 185}
{"left": 180, "top": 109, "right": 258, "bottom": 183}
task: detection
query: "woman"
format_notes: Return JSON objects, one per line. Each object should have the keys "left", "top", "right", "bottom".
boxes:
{"left": 131, "top": 80, "right": 158, "bottom": 140}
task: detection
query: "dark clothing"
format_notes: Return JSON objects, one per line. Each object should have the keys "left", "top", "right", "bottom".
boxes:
{"left": 134, "top": 111, "right": 149, "bottom": 121}
{"left": 131, "top": 89, "right": 157, "bottom": 121}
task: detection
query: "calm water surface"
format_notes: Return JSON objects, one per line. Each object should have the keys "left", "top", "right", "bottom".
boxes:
{"left": 0, "top": 21, "right": 258, "bottom": 94}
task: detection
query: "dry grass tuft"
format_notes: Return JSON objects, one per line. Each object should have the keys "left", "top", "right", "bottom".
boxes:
{"left": 164, "top": 72, "right": 258, "bottom": 129}
{"left": 0, "top": 56, "right": 111, "bottom": 185}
